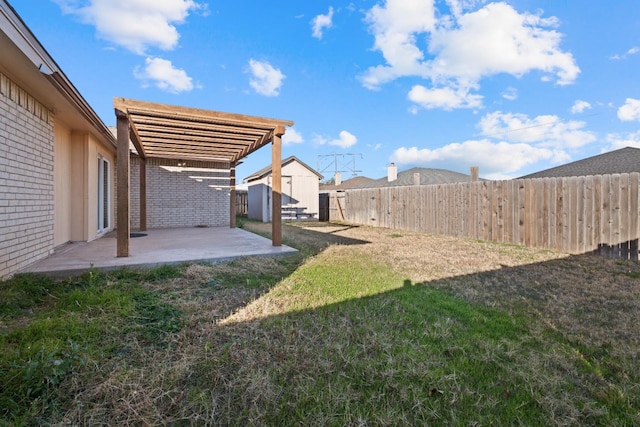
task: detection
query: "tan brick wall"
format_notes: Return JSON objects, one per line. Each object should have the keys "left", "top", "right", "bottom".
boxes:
{"left": 0, "top": 72, "right": 55, "bottom": 278}
{"left": 130, "top": 156, "right": 231, "bottom": 229}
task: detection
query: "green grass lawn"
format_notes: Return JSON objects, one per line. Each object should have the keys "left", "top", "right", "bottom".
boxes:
{"left": 1, "top": 221, "right": 639, "bottom": 425}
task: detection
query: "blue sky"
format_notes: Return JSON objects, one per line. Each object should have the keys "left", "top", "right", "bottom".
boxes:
{"left": 9, "top": 0, "right": 640, "bottom": 181}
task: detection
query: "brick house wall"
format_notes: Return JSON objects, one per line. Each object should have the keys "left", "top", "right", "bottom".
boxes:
{"left": 130, "top": 156, "right": 231, "bottom": 229}
{"left": 0, "top": 72, "right": 55, "bottom": 278}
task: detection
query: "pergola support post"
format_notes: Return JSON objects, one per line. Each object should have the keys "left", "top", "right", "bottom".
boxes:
{"left": 271, "top": 127, "right": 284, "bottom": 246}
{"left": 229, "top": 162, "right": 236, "bottom": 228}
{"left": 116, "top": 112, "right": 130, "bottom": 257}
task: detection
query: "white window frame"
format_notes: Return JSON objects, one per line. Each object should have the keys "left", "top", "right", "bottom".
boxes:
{"left": 97, "top": 155, "right": 111, "bottom": 233}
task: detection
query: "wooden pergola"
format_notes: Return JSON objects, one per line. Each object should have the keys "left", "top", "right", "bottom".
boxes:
{"left": 113, "top": 97, "right": 293, "bottom": 257}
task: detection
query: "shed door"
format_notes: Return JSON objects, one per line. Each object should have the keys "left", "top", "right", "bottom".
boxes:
{"left": 267, "top": 176, "right": 293, "bottom": 221}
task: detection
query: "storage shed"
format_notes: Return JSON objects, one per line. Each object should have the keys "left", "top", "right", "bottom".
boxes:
{"left": 246, "top": 156, "right": 323, "bottom": 222}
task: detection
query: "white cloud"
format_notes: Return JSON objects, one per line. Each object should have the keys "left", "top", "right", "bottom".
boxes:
{"left": 618, "top": 98, "right": 640, "bottom": 121}
{"left": 330, "top": 131, "right": 358, "bottom": 148}
{"left": 427, "top": 3, "right": 578, "bottom": 85}
{"left": 314, "top": 130, "right": 358, "bottom": 148}
{"left": 54, "top": 0, "right": 203, "bottom": 54}
{"left": 311, "top": 7, "right": 334, "bottom": 39}
{"left": 610, "top": 46, "right": 640, "bottom": 60}
{"left": 605, "top": 131, "right": 640, "bottom": 151}
{"left": 362, "top": 0, "right": 437, "bottom": 90}
{"left": 389, "top": 109, "right": 597, "bottom": 178}
{"left": 408, "top": 84, "right": 482, "bottom": 110}
{"left": 390, "top": 140, "right": 556, "bottom": 178}
{"left": 501, "top": 87, "right": 518, "bottom": 101}
{"left": 134, "top": 57, "right": 195, "bottom": 93}
{"left": 247, "top": 59, "right": 286, "bottom": 97}
{"left": 282, "top": 128, "right": 303, "bottom": 145}
{"left": 362, "top": 1, "right": 579, "bottom": 111}
{"left": 478, "top": 111, "right": 596, "bottom": 149}
{"left": 571, "top": 100, "right": 591, "bottom": 114}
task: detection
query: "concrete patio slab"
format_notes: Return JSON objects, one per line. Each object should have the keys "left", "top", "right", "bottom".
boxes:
{"left": 22, "top": 227, "right": 297, "bottom": 277}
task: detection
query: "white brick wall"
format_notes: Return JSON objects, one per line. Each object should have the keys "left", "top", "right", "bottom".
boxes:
{"left": 130, "top": 157, "right": 231, "bottom": 229}
{"left": 0, "top": 72, "right": 54, "bottom": 279}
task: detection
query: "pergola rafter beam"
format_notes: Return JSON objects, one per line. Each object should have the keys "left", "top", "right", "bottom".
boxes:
{"left": 131, "top": 116, "right": 271, "bottom": 137}
{"left": 136, "top": 132, "right": 259, "bottom": 148}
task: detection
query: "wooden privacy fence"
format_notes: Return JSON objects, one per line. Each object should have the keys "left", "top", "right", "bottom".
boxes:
{"left": 236, "top": 191, "right": 248, "bottom": 216}
{"left": 327, "top": 173, "right": 640, "bottom": 260}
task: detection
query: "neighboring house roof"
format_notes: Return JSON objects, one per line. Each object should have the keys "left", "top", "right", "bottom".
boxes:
{"left": 320, "top": 176, "right": 375, "bottom": 191}
{"left": 364, "top": 167, "right": 475, "bottom": 188}
{"left": 519, "top": 147, "right": 640, "bottom": 179}
{"left": 0, "top": 0, "right": 115, "bottom": 149}
{"left": 245, "top": 156, "right": 323, "bottom": 182}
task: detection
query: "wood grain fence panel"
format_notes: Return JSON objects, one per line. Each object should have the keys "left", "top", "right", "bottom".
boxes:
{"left": 484, "top": 181, "right": 493, "bottom": 241}
{"left": 456, "top": 183, "right": 463, "bottom": 236}
{"left": 511, "top": 179, "right": 519, "bottom": 244}
{"left": 424, "top": 186, "right": 433, "bottom": 233}
{"left": 600, "top": 175, "right": 612, "bottom": 256}
{"left": 413, "top": 186, "right": 420, "bottom": 232}
{"left": 472, "top": 181, "right": 481, "bottom": 239}
{"left": 619, "top": 174, "right": 629, "bottom": 259}
{"left": 611, "top": 174, "right": 622, "bottom": 257}
{"left": 394, "top": 187, "right": 401, "bottom": 230}
{"left": 523, "top": 179, "right": 532, "bottom": 247}
{"left": 402, "top": 186, "right": 418, "bottom": 231}
{"left": 348, "top": 190, "right": 357, "bottom": 224}
{"left": 576, "top": 176, "right": 586, "bottom": 254}
{"left": 333, "top": 173, "right": 639, "bottom": 261}
{"left": 533, "top": 179, "right": 543, "bottom": 248}
{"left": 456, "top": 183, "right": 464, "bottom": 237}
{"left": 347, "top": 190, "right": 356, "bottom": 224}
{"left": 374, "top": 187, "right": 381, "bottom": 228}
{"left": 361, "top": 189, "right": 369, "bottom": 225}
{"left": 584, "top": 176, "right": 595, "bottom": 252}
{"left": 407, "top": 186, "right": 415, "bottom": 231}
{"left": 630, "top": 173, "right": 639, "bottom": 260}
{"left": 548, "top": 178, "right": 557, "bottom": 251}
{"left": 449, "top": 184, "right": 455, "bottom": 235}
{"left": 566, "top": 177, "right": 577, "bottom": 253}
{"left": 400, "top": 187, "right": 408, "bottom": 230}
{"left": 476, "top": 181, "right": 484, "bottom": 240}
{"left": 446, "top": 185, "right": 453, "bottom": 235}
{"left": 543, "top": 178, "right": 551, "bottom": 249}
{"left": 517, "top": 179, "right": 526, "bottom": 246}
{"left": 488, "top": 181, "right": 497, "bottom": 242}
{"left": 502, "top": 180, "right": 511, "bottom": 243}
{"left": 415, "top": 186, "right": 422, "bottom": 233}
{"left": 496, "top": 180, "right": 505, "bottom": 243}
{"left": 477, "top": 182, "right": 485, "bottom": 240}
{"left": 556, "top": 179, "right": 564, "bottom": 251}
{"left": 593, "top": 176, "right": 602, "bottom": 253}
{"left": 461, "top": 183, "right": 468, "bottom": 237}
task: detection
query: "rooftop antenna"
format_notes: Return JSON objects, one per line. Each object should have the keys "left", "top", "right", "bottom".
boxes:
{"left": 317, "top": 152, "right": 363, "bottom": 178}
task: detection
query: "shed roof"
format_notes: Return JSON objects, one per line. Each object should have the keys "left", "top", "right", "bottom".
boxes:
{"left": 113, "top": 97, "right": 293, "bottom": 164}
{"left": 519, "top": 147, "right": 640, "bottom": 179}
{"left": 245, "top": 155, "right": 323, "bottom": 181}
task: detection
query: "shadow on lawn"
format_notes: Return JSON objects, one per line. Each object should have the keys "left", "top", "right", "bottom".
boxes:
{"left": 206, "top": 245, "right": 640, "bottom": 426}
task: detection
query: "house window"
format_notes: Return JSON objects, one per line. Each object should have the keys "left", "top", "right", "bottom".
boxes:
{"left": 97, "top": 156, "right": 110, "bottom": 232}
